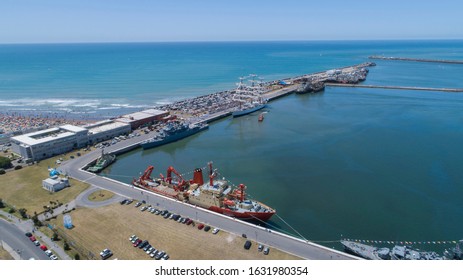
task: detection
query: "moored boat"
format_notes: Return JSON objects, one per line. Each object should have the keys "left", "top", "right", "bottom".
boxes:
{"left": 140, "top": 121, "right": 208, "bottom": 150}
{"left": 132, "top": 162, "right": 276, "bottom": 221}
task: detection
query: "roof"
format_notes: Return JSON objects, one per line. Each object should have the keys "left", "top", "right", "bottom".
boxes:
{"left": 11, "top": 125, "right": 88, "bottom": 146}
{"left": 85, "top": 120, "right": 130, "bottom": 134}
{"left": 141, "top": 109, "right": 168, "bottom": 116}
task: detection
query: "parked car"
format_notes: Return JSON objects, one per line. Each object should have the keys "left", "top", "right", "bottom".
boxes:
{"left": 33, "top": 240, "right": 40, "bottom": 246}
{"left": 263, "top": 247, "right": 270, "bottom": 255}
{"left": 120, "top": 199, "right": 127, "bottom": 205}
{"left": 49, "top": 254, "right": 58, "bottom": 260}
{"left": 40, "top": 245, "right": 48, "bottom": 251}
{"left": 100, "top": 248, "right": 113, "bottom": 260}
{"left": 150, "top": 250, "right": 158, "bottom": 258}
{"left": 155, "top": 251, "right": 166, "bottom": 260}
{"left": 212, "top": 228, "right": 220, "bottom": 234}
{"left": 44, "top": 250, "right": 53, "bottom": 257}
{"left": 126, "top": 199, "right": 133, "bottom": 205}
{"left": 138, "top": 240, "right": 149, "bottom": 249}
{"left": 143, "top": 244, "right": 152, "bottom": 252}
{"left": 29, "top": 236, "right": 36, "bottom": 242}
{"left": 204, "top": 226, "right": 211, "bottom": 232}
{"left": 258, "top": 244, "right": 263, "bottom": 252}
{"left": 133, "top": 239, "right": 142, "bottom": 247}
{"left": 244, "top": 240, "right": 252, "bottom": 250}
{"left": 135, "top": 202, "right": 142, "bottom": 207}
{"left": 162, "top": 254, "right": 170, "bottom": 260}
{"left": 146, "top": 247, "right": 155, "bottom": 255}
{"left": 197, "top": 223, "right": 204, "bottom": 230}
{"left": 25, "top": 232, "right": 33, "bottom": 237}
{"left": 186, "top": 219, "right": 193, "bottom": 225}
{"left": 140, "top": 206, "right": 147, "bottom": 212}
{"left": 129, "top": 235, "right": 137, "bottom": 241}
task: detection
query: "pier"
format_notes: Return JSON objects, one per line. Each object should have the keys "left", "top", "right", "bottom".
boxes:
{"left": 325, "top": 83, "right": 463, "bottom": 93}
{"left": 369, "top": 56, "right": 463, "bottom": 64}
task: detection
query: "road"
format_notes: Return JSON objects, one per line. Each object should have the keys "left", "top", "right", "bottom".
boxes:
{"left": 59, "top": 135, "right": 358, "bottom": 260}
{"left": 0, "top": 218, "right": 48, "bottom": 260}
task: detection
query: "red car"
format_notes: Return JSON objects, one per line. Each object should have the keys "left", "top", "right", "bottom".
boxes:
{"left": 40, "top": 245, "right": 48, "bottom": 251}
{"left": 29, "top": 236, "right": 36, "bottom": 242}
{"left": 133, "top": 239, "right": 142, "bottom": 247}
{"left": 197, "top": 223, "right": 204, "bottom": 230}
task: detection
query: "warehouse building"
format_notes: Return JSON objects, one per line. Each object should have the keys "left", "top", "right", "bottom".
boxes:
{"left": 85, "top": 120, "right": 131, "bottom": 144}
{"left": 115, "top": 109, "right": 168, "bottom": 129}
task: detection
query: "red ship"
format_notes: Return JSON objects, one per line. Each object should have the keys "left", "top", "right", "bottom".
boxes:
{"left": 132, "top": 162, "right": 276, "bottom": 221}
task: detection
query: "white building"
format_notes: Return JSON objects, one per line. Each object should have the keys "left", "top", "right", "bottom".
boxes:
{"left": 85, "top": 120, "right": 131, "bottom": 144}
{"left": 42, "top": 176, "right": 70, "bottom": 192}
{"left": 11, "top": 125, "right": 88, "bottom": 161}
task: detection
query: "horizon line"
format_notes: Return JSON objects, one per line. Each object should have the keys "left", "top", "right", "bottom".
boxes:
{"left": 1, "top": 38, "right": 463, "bottom": 45}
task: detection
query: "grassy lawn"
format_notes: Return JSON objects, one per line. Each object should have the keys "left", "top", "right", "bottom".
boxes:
{"left": 0, "top": 153, "right": 90, "bottom": 215}
{"left": 87, "top": 190, "right": 115, "bottom": 202}
{"left": 50, "top": 203, "right": 301, "bottom": 260}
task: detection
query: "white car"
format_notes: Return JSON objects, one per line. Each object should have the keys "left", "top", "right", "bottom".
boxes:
{"left": 49, "top": 254, "right": 58, "bottom": 260}
{"left": 44, "top": 250, "right": 53, "bottom": 257}
{"left": 212, "top": 228, "right": 220, "bottom": 234}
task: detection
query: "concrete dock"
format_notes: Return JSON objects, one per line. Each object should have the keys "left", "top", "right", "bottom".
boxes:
{"left": 369, "top": 56, "right": 463, "bottom": 64}
{"left": 325, "top": 83, "right": 463, "bottom": 92}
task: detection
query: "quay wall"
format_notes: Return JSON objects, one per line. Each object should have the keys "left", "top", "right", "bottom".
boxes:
{"left": 325, "top": 83, "right": 463, "bottom": 92}
{"left": 369, "top": 56, "right": 463, "bottom": 64}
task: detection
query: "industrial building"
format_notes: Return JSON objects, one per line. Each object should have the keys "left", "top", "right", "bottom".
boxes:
{"left": 11, "top": 125, "right": 88, "bottom": 161}
{"left": 85, "top": 120, "right": 131, "bottom": 144}
{"left": 115, "top": 109, "right": 168, "bottom": 129}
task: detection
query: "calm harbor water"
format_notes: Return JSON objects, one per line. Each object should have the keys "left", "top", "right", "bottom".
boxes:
{"left": 2, "top": 40, "right": 463, "bottom": 250}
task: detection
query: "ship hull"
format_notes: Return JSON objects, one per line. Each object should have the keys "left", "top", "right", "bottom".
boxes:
{"left": 141, "top": 125, "right": 208, "bottom": 150}
{"left": 232, "top": 104, "right": 266, "bottom": 117}
{"left": 132, "top": 180, "right": 275, "bottom": 221}
{"left": 209, "top": 205, "right": 275, "bottom": 221}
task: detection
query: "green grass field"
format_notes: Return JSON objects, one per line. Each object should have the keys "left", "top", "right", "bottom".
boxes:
{"left": 0, "top": 153, "right": 90, "bottom": 215}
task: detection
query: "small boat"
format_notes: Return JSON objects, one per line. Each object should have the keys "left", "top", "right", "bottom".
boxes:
{"left": 258, "top": 113, "right": 264, "bottom": 122}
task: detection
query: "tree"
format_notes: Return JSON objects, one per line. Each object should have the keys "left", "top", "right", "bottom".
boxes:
{"left": 8, "top": 207, "right": 15, "bottom": 214}
{"left": 52, "top": 232, "right": 59, "bottom": 241}
{"left": 0, "top": 198, "right": 4, "bottom": 208}
{"left": 32, "top": 215, "right": 42, "bottom": 227}
{"left": 0, "top": 156, "right": 12, "bottom": 169}
{"left": 18, "top": 208, "right": 27, "bottom": 218}
{"left": 64, "top": 241, "right": 70, "bottom": 251}
{"left": 74, "top": 253, "right": 80, "bottom": 260}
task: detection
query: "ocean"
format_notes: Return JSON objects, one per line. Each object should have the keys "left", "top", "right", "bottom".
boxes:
{"left": 2, "top": 40, "right": 463, "bottom": 250}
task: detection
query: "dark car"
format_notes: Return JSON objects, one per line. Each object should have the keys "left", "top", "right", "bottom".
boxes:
{"left": 138, "top": 240, "right": 149, "bottom": 249}
{"left": 126, "top": 199, "right": 133, "bottom": 205}
{"left": 204, "top": 226, "right": 211, "bottom": 232}
{"left": 120, "top": 199, "right": 127, "bottom": 205}
{"left": 25, "top": 232, "right": 33, "bottom": 237}
{"left": 186, "top": 219, "right": 193, "bottom": 225}
{"left": 244, "top": 240, "right": 252, "bottom": 250}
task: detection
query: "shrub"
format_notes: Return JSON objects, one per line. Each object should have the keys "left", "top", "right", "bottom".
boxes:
{"left": 0, "top": 156, "right": 12, "bottom": 169}
{"left": 0, "top": 168, "right": 5, "bottom": 175}
{"left": 74, "top": 253, "right": 80, "bottom": 260}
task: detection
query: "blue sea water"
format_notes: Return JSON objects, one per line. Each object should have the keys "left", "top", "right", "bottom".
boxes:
{"left": 2, "top": 40, "right": 463, "bottom": 250}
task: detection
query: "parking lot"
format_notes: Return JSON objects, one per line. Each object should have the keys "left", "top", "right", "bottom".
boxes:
{"left": 57, "top": 200, "right": 300, "bottom": 260}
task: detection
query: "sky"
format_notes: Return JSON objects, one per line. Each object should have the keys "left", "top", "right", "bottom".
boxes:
{"left": 1, "top": 0, "right": 462, "bottom": 43}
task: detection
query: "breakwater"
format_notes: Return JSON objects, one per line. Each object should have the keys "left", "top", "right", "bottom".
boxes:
{"left": 369, "top": 56, "right": 463, "bottom": 64}
{"left": 159, "top": 62, "right": 376, "bottom": 124}
{"left": 325, "top": 83, "right": 463, "bottom": 93}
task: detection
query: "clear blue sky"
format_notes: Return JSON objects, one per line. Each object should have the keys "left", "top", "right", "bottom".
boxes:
{"left": 1, "top": 0, "right": 462, "bottom": 43}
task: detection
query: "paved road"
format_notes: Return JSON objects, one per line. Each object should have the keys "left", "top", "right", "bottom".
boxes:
{"left": 0, "top": 218, "right": 48, "bottom": 260}
{"left": 59, "top": 138, "right": 358, "bottom": 260}
{"left": 0, "top": 211, "right": 71, "bottom": 260}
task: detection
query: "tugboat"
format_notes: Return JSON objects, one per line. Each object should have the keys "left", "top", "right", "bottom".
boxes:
{"left": 132, "top": 162, "right": 276, "bottom": 221}
{"left": 87, "top": 149, "right": 116, "bottom": 173}
{"left": 140, "top": 121, "right": 208, "bottom": 150}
